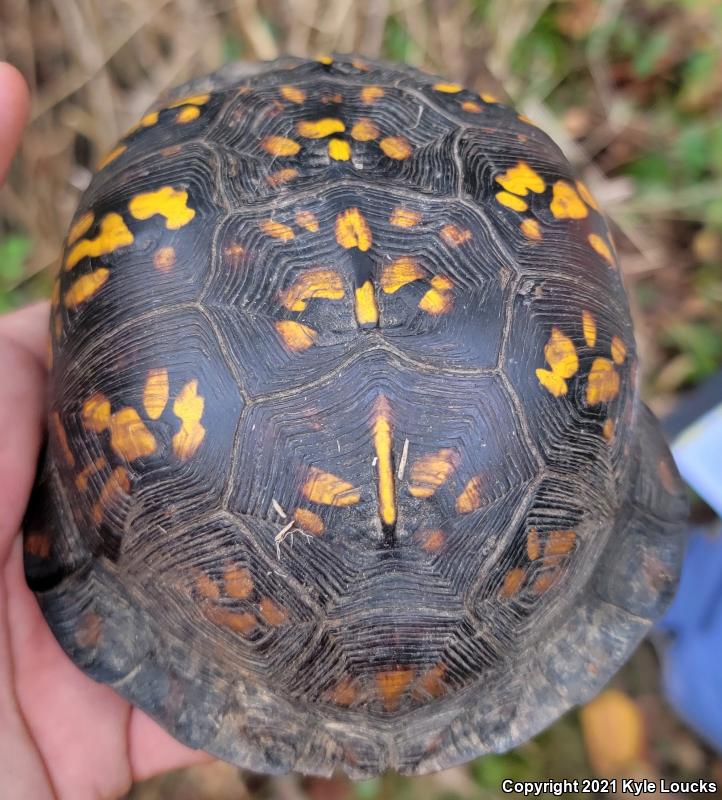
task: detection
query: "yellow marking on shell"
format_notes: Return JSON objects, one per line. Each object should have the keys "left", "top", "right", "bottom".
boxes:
{"left": 303, "top": 466, "right": 360, "bottom": 507}
{"left": 328, "top": 678, "right": 358, "bottom": 706}
{"left": 550, "top": 180, "right": 588, "bottom": 219}
{"left": 455, "top": 476, "right": 484, "bottom": 513}
{"left": 259, "top": 597, "right": 288, "bottom": 626}
{"left": 153, "top": 246, "right": 176, "bottom": 272}
{"left": 172, "top": 379, "right": 206, "bottom": 460}
{"left": 82, "top": 394, "right": 112, "bottom": 433}
{"left": 372, "top": 395, "right": 396, "bottom": 527}
{"left": 408, "top": 448, "right": 458, "bottom": 498}
{"left": 297, "top": 118, "right": 345, "bottom": 138}
{"left": 203, "top": 606, "right": 256, "bottom": 635}
{"left": 588, "top": 233, "right": 614, "bottom": 265}
{"left": 224, "top": 566, "right": 253, "bottom": 599}
{"left": 496, "top": 162, "right": 545, "bottom": 196}
{"left": 24, "top": 531, "right": 51, "bottom": 559}
{"left": 499, "top": 567, "right": 524, "bottom": 599}
{"left": 520, "top": 218, "right": 542, "bottom": 240}
{"left": 176, "top": 105, "right": 200, "bottom": 124}
{"left": 381, "top": 257, "right": 424, "bottom": 293}
{"left": 576, "top": 180, "right": 599, "bottom": 210}
{"left": 109, "top": 407, "right": 157, "bottom": 461}
{"left": 275, "top": 320, "right": 317, "bottom": 351}
{"left": 376, "top": 669, "right": 415, "bottom": 711}
{"left": 433, "top": 82, "right": 462, "bottom": 93}
{"left": 390, "top": 207, "right": 421, "bottom": 228}
{"left": 335, "top": 207, "right": 372, "bottom": 251}
{"left": 532, "top": 568, "right": 562, "bottom": 595}
{"left": 536, "top": 327, "right": 579, "bottom": 397}
{"left": 545, "top": 529, "right": 576, "bottom": 557}
{"left": 582, "top": 310, "right": 597, "bottom": 347}
{"left": 518, "top": 114, "right": 536, "bottom": 125}
{"left": 167, "top": 93, "right": 210, "bottom": 108}
{"left": 260, "top": 219, "right": 295, "bottom": 240}
{"left": 74, "top": 457, "right": 107, "bottom": 492}
{"left": 361, "top": 85, "right": 384, "bottom": 104}
{"left": 294, "top": 507, "right": 325, "bottom": 535}
{"left": 124, "top": 110, "right": 159, "bottom": 136}
{"left": 419, "top": 276, "right": 453, "bottom": 315}
{"left": 440, "top": 224, "right": 472, "bottom": 247}
{"left": 351, "top": 118, "right": 380, "bottom": 141}
{"left": 68, "top": 212, "right": 95, "bottom": 245}
{"left": 295, "top": 210, "right": 319, "bottom": 232}
{"left": 280, "top": 85, "right": 307, "bottom": 103}
{"left": 97, "top": 144, "right": 126, "bottom": 170}
{"left": 64, "top": 268, "right": 110, "bottom": 309}
{"left": 266, "top": 167, "right": 299, "bottom": 186}
{"left": 91, "top": 466, "right": 131, "bottom": 524}
{"left": 65, "top": 212, "right": 134, "bottom": 270}
{"left": 380, "top": 136, "right": 412, "bottom": 160}
{"left": 602, "top": 418, "right": 615, "bottom": 441}
{"left": 128, "top": 186, "right": 196, "bottom": 230}
{"left": 317, "top": 55, "right": 333, "bottom": 65}
{"left": 611, "top": 336, "right": 626, "bottom": 365}
{"left": 280, "top": 269, "right": 345, "bottom": 311}
{"left": 480, "top": 92, "right": 498, "bottom": 103}
{"left": 143, "top": 368, "right": 169, "bottom": 420}
{"left": 328, "top": 137, "right": 351, "bottom": 160}
{"left": 418, "top": 529, "right": 446, "bottom": 553}
{"left": 586, "top": 357, "right": 620, "bottom": 405}
{"left": 414, "top": 664, "right": 447, "bottom": 700}
{"left": 51, "top": 411, "right": 75, "bottom": 467}
{"left": 462, "top": 100, "right": 482, "bottom": 113}
{"left": 527, "top": 528, "right": 541, "bottom": 560}
{"left": 354, "top": 280, "right": 378, "bottom": 327}
{"left": 496, "top": 191, "right": 528, "bottom": 212}
{"left": 261, "top": 136, "right": 301, "bottom": 157}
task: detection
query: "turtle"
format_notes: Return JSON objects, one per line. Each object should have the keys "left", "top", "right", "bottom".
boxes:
{"left": 24, "top": 54, "right": 688, "bottom": 778}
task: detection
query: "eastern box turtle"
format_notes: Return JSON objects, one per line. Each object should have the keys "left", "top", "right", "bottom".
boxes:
{"left": 24, "top": 55, "right": 688, "bottom": 777}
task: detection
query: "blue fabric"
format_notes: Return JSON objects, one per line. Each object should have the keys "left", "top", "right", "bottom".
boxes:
{"left": 658, "top": 523, "right": 722, "bottom": 752}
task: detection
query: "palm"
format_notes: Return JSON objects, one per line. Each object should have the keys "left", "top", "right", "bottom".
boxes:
{"left": 0, "top": 66, "right": 210, "bottom": 800}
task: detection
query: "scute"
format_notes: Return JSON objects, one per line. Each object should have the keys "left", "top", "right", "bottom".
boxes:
{"left": 26, "top": 54, "right": 686, "bottom": 778}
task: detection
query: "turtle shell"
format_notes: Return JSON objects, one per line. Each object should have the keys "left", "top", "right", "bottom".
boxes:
{"left": 24, "top": 55, "right": 687, "bottom": 778}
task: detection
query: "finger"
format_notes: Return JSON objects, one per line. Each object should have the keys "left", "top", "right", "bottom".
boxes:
{"left": 0, "top": 301, "right": 50, "bottom": 367}
{"left": 0, "top": 62, "right": 30, "bottom": 183}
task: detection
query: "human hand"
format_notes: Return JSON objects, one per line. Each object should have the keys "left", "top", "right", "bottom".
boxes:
{"left": 0, "top": 62, "right": 211, "bottom": 800}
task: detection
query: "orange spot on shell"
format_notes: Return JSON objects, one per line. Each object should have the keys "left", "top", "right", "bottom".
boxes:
{"left": 532, "top": 568, "right": 561, "bottom": 594}
{"left": 82, "top": 393, "right": 111, "bottom": 433}
{"left": 224, "top": 566, "right": 253, "bottom": 599}
{"left": 295, "top": 210, "right": 319, "bottom": 232}
{"left": 576, "top": 180, "right": 599, "bottom": 210}
{"left": 408, "top": 449, "right": 459, "bottom": 498}
{"left": 294, "top": 507, "right": 324, "bottom": 535}
{"left": 419, "top": 276, "right": 453, "bottom": 315}
{"left": 280, "top": 85, "right": 307, "bottom": 103}
{"left": 440, "top": 224, "right": 471, "bottom": 246}
{"left": 328, "top": 137, "right": 351, "bottom": 160}
{"left": 195, "top": 572, "right": 221, "bottom": 600}
{"left": 67, "top": 212, "right": 94, "bottom": 245}
{"left": 499, "top": 567, "right": 525, "bottom": 599}
{"left": 143, "top": 368, "right": 169, "bottom": 420}
{"left": 550, "top": 180, "right": 588, "bottom": 219}
{"left": 328, "top": 678, "right": 358, "bottom": 706}
{"left": 24, "top": 530, "right": 52, "bottom": 559}
{"left": 166, "top": 93, "right": 210, "bottom": 108}
{"left": 204, "top": 606, "right": 256, "bottom": 635}
{"left": 74, "top": 456, "right": 107, "bottom": 491}
{"left": 75, "top": 612, "right": 102, "bottom": 649}
{"left": 280, "top": 268, "right": 345, "bottom": 311}
{"left": 110, "top": 408, "right": 157, "bottom": 461}
{"left": 97, "top": 144, "right": 126, "bottom": 170}
{"left": 92, "top": 466, "right": 131, "bottom": 524}
{"left": 611, "top": 336, "right": 627, "bottom": 365}
{"left": 354, "top": 280, "right": 379, "bottom": 326}
{"left": 129, "top": 186, "right": 195, "bottom": 230}
{"left": 176, "top": 105, "right": 200, "bottom": 124}
{"left": 461, "top": 100, "right": 482, "bottom": 113}
{"left": 545, "top": 529, "right": 577, "bottom": 557}
{"left": 275, "top": 320, "right": 317, "bottom": 351}
{"left": 64, "top": 268, "right": 110, "bottom": 309}
{"left": 527, "top": 528, "right": 541, "bottom": 560}
{"left": 588, "top": 233, "right": 614, "bottom": 265}
{"left": 536, "top": 327, "right": 579, "bottom": 397}
{"left": 266, "top": 167, "right": 299, "bottom": 186}
{"left": 602, "top": 419, "right": 615, "bottom": 441}
{"left": 153, "top": 246, "right": 176, "bottom": 272}
{"left": 172, "top": 380, "right": 206, "bottom": 460}
{"left": 418, "top": 529, "right": 446, "bottom": 553}
{"left": 380, "top": 136, "right": 412, "bottom": 160}
{"left": 361, "top": 85, "right": 385, "bottom": 104}
{"left": 496, "top": 191, "right": 528, "bottom": 212}
{"left": 582, "top": 310, "right": 597, "bottom": 347}
{"left": 261, "top": 136, "right": 301, "bottom": 157}
{"left": 414, "top": 664, "right": 446, "bottom": 699}
{"left": 433, "top": 82, "right": 463, "bottom": 93}
{"left": 335, "top": 208, "right": 372, "bottom": 251}
{"left": 456, "top": 475, "right": 484, "bottom": 513}
{"left": 260, "top": 219, "right": 295, "bottom": 240}
{"left": 496, "top": 161, "right": 545, "bottom": 196}
{"left": 297, "top": 118, "right": 345, "bottom": 138}
{"left": 65, "top": 212, "right": 134, "bottom": 270}
{"left": 351, "top": 118, "right": 380, "bottom": 141}
{"left": 381, "top": 257, "right": 424, "bottom": 293}
{"left": 389, "top": 207, "right": 421, "bottom": 228}
{"left": 303, "top": 466, "right": 359, "bottom": 507}
{"left": 520, "top": 218, "right": 542, "bottom": 240}
{"left": 259, "top": 597, "right": 288, "bottom": 626}
{"left": 376, "top": 669, "right": 415, "bottom": 711}
{"left": 586, "top": 358, "right": 620, "bottom": 405}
